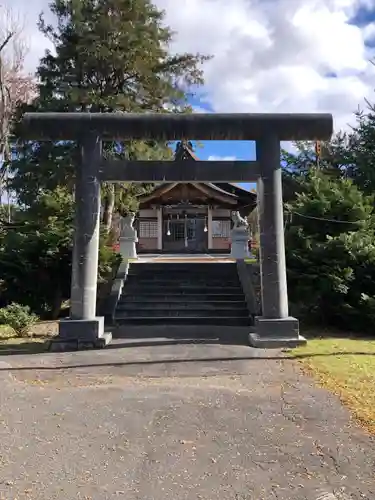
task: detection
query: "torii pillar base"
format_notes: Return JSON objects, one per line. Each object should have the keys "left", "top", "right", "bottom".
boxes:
{"left": 249, "top": 317, "right": 306, "bottom": 349}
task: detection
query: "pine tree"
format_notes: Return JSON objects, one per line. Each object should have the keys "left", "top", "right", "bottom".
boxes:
{"left": 11, "top": 0, "right": 209, "bottom": 216}
{"left": 2, "top": 0, "right": 209, "bottom": 317}
{"left": 345, "top": 101, "right": 375, "bottom": 195}
{"left": 285, "top": 168, "right": 375, "bottom": 331}
{"left": 281, "top": 99, "right": 375, "bottom": 199}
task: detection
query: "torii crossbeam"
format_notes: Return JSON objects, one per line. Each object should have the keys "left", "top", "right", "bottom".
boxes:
{"left": 21, "top": 112, "right": 333, "bottom": 349}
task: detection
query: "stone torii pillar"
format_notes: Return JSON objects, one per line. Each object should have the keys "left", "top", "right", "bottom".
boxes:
{"left": 59, "top": 133, "right": 111, "bottom": 349}
{"left": 20, "top": 112, "right": 333, "bottom": 350}
{"left": 248, "top": 135, "right": 299, "bottom": 348}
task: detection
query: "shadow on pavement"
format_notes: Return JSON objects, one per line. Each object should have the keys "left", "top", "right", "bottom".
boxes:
{"left": 0, "top": 351, "right": 374, "bottom": 372}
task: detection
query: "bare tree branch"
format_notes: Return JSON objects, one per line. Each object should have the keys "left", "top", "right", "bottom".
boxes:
{"left": 0, "top": 4, "right": 36, "bottom": 217}
{"left": 0, "top": 30, "right": 13, "bottom": 53}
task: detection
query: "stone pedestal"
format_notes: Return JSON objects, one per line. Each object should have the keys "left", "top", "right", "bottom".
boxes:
{"left": 230, "top": 227, "right": 250, "bottom": 259}
{"left": 119, "top": 234, "right": 138, "bottom": 260}
{"left": 249, "top": 317, "right": 306, "bottom": 348}
{"left": 52, "top": 317, "right": 112, "bottom": 351}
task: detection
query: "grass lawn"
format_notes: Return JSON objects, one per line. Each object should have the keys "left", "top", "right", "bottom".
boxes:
{"left": 291, "top": 334, "right": 375, "bottom": 434}
{"left": 0, "top": 322, "right": 57, "bottom": 355}
{"left": 244, "top": 257, "right": 257, "bottom": 264}
{"left": 0, "top": 337, "right": 51, "bottom": 355}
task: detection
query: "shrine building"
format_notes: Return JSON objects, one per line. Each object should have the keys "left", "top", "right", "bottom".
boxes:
{"left": 135, "top": 141, "right": 256, "bottom": 254}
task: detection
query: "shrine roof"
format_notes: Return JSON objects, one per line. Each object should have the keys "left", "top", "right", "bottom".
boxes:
{"left": 136, "top": 141, "right": 257, "bottom": 208}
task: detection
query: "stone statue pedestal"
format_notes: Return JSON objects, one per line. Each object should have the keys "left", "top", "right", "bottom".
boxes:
{"left": 230, "top": 227, "right": 250, "bottom": 259}
{"left": 119, "top": 234, "right": 138, "bottom": 260}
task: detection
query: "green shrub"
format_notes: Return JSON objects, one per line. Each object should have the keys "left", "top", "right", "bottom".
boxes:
{"left": 98, "top": 240, "right": 122, "bottom": 284}
{"left": 0, "top": 303, "right": 39, "bottom": 337}
{"left": 0, "top": 208, "right": 121, "bottom": 319}
{"left": 0, "top": 324, "right": 17, "bottom": 339}
{"left": 285, "top": 170, "right": 375, "bottom": 333}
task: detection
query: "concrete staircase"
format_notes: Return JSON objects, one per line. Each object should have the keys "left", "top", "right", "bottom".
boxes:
{"left": 114, "top": 262, "right": 252, "bottom": 329}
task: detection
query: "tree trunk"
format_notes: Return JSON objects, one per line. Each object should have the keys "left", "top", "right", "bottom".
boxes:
{"left": 102, "top": 183, "right": 115, "bottom": 233}
{"left": 50, "top": 287, "right": 63, "bottom": 320}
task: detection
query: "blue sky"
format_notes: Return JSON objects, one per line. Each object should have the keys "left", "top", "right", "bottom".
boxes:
{"left": 185, "top": 98, "right": 257, "bottom": 191}
{"left": 194, "top": 140, "right": 257, "bottom": 192}
{"left": 9, "top": 0, "right": 375, "bottom": 194}
{"left": 350, "top": 4, "right": 375, "bottom": 27}
{"left": 176, "top": 138, "right": 257, "bottom": 192}
{"left": 189, "top": 97, "right": 257, "bottom": 162}
{"left": 173, "top": 3, "right": 375, "bottom": 192}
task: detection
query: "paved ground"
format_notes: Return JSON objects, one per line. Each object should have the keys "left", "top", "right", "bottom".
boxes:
{"left": 0, "top": 338, "right": 374, "bottom": 500}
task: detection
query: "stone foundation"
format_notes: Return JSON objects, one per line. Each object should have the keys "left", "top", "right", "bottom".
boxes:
{"left": 49, "top": 316, "right": 112, "bottom": 351}
{"left": 249, "top": 316, "right": 306, "bottom": 348}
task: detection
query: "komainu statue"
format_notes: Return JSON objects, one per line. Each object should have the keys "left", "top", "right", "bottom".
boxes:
{"left": 120, "top": 212, "right": 136, "bottom": 238}
{"left": 231, "top": 210, "right": 249, "bottom": 229}
{"left": 119, "top": 211, "right": 138, "bottom": 259}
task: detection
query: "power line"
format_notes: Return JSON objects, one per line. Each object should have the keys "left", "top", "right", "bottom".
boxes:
{"left": 289, "top": 210, "right": 363, "bottom": 224}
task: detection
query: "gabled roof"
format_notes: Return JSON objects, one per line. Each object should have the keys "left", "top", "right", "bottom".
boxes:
{"left": 138, "top": 182, "right": 239, "bottom": 205}
{"left": 174, "top": 140, "right": 200, "bottom": 161}
{"left": 137, "top": 141, "right": 257, "bottom": 210}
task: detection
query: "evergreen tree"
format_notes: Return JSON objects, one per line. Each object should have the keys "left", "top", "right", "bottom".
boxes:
{"left": 344, "top": 101, "right": 375, "bottom": 195}
{"left": 285, "top": 168, "right": 375, "bottom": 331}
{"left": 2, "top": 0, "right": 209, "bottom": 317}
{"left": 11, "top": 0, "right": 209, "bottom": 215}
{"left": 281, "top": 99, "right": 375, "bottom": 199}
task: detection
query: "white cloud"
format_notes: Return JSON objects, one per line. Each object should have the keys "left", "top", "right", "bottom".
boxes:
{"left": 6, "top": 0, "right": 375, "bottom": 135}
{"left": 208, "top": 155, "right": 237, "bottom": 161}
{"left": 156, "top": 0, "right": 375, "bottom": 133}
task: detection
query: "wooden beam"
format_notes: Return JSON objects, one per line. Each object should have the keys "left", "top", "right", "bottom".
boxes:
{"left": 21, "top": 112, "right": 333, "bottom": 141}
{"left": 138, "top": 183, "right": 178, "bottom": 203}
{"left": 98, "top": 160, "right": 260, "bottom": 183}
{"left": 191, "top": 183, "right": 237, "bottom": 205}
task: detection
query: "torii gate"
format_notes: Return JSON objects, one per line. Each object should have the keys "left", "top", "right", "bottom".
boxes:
{"left": 21, "top": 112, "right": 333, "bottom": 349}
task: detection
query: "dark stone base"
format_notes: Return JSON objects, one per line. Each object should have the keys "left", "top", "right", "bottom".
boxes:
{"left": 249, "top": 316, "right": 306, "bottom": 348}
{"left": 49, "top": 317, "right": 112, "bottom": 352}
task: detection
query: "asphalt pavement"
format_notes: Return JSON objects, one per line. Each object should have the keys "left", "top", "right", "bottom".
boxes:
{"left": 0, "top": 338, "right": 373, "bottom": 499}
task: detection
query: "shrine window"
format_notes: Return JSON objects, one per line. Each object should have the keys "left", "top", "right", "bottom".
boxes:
{"left": 139, "top": 220, "right": 158, "bottom": 238}
{"left": 212, "top": 220, "right": 231, "bottom": 238}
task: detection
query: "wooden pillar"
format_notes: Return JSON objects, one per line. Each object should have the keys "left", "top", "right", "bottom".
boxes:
{"left": 157, "top": 206, "right": 163, "bottom": 250}
{"left": 207, "top": 206, "right": 213, "bottom": 250}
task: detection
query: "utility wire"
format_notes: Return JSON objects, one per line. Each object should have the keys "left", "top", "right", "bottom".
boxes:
{"left": 288, "top": 210, "right": 363, "bottom": 225}
{"left": 0, "top": 210, "right": 366, "bottom": 236}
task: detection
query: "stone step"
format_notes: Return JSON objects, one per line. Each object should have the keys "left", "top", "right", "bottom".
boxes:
{"left": 112, "top": 324, "right": 251, "bottom": 341}
{"left": 131, "top": 260, "right": 236, "bottom": 269}
{"left": 123, "top": 285, "right": 243, "bottom": 293}
{"left": 115, "top": 316, "right": 252, "bottom": 326}
{"left": 116, "top": 301, "right": 247, "bottom": 310}
{"left": 125, "top": 278, "right": 241, "bottom": 286}
{"left": 128, "top": 265, "right": 237, "bottom": 271}
{"left": 128, "top": 269, "right": 237, "bottom": 275}
{"left": 121, "top": 293, "right": 246, "bottom": 301}
{"left": 115, "top": 308, "right": 249, "bottom": 317}
{"left": 127, "top": 267, "right": 238, "bottom": 273}
{"left": 126, "top": 271, "right": 239, "bottom": 279}
{"left": 113, "top": 262, "right": 252, "bottom": 330}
